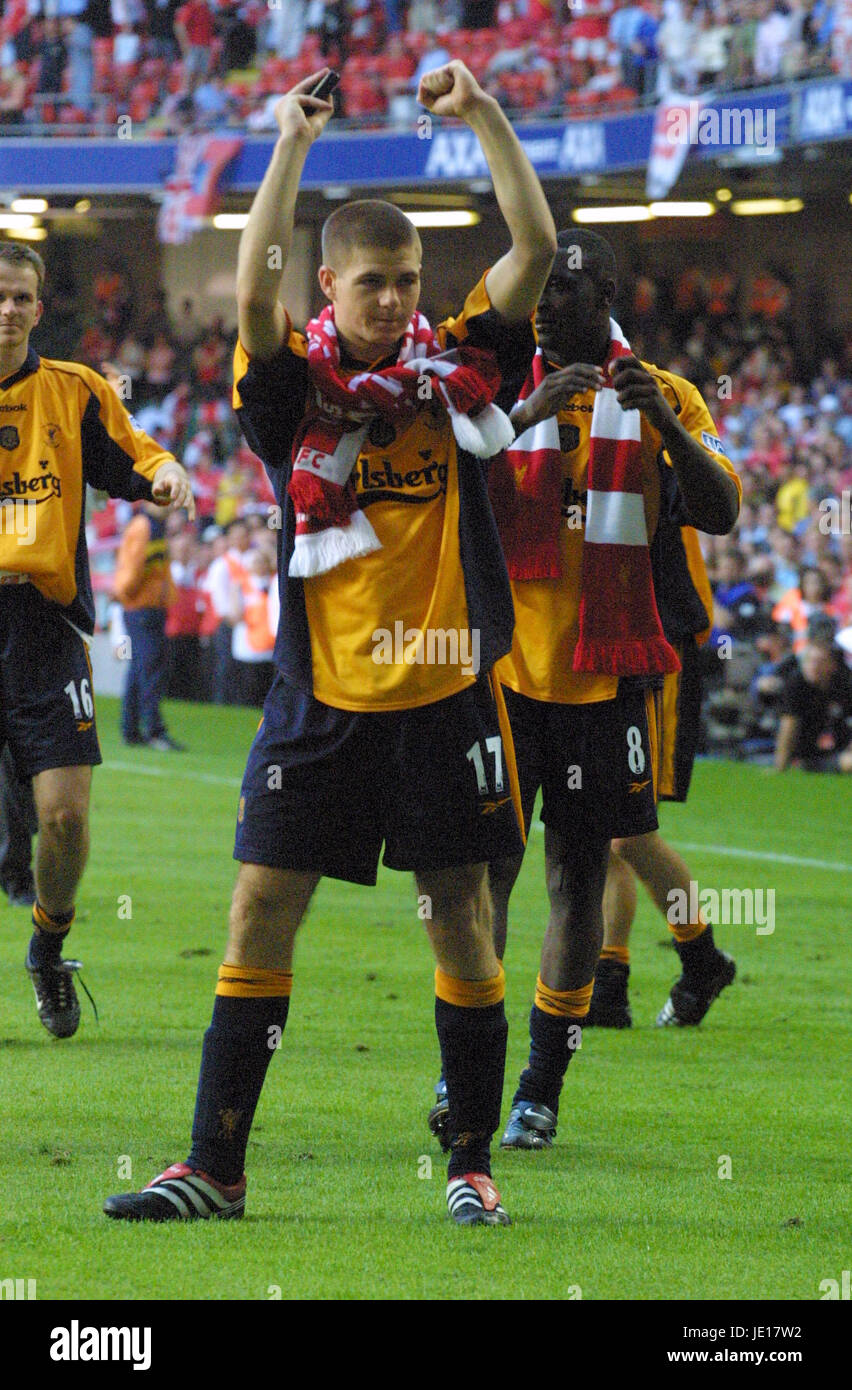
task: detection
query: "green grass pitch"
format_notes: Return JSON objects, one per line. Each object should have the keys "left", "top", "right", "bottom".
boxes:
{"left": 1, "top": 696, "right": 849, "bottom": 1301}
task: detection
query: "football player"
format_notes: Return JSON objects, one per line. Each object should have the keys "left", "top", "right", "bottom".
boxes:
{"left": 0, "top": 241, "right": 193, "bottom": 1038}
{"left": 593, "top": 543, "right": 737, "bottom": 1028}
{"left": 103, "top": 62, "right": 556, "bottom": 1227}
{"left": 439, "top": 229, "right": 741, "bottom": 1151}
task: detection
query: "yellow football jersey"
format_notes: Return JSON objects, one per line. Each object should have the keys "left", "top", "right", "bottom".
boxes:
{"left": 0, "top": 349, "right": 172, "bottom": 631}
{"left": 234, "top": 276, "right": 534, "bottom": 713}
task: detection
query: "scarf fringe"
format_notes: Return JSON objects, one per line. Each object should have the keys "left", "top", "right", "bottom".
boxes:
{"left": 448, "top": 402, "right": 515, "bottom": 460}
{"left": 289, "top": 509, "right": 381, "bottom": 579}
{"left": 573, "top": 634, "right": 681, "bottom": 676}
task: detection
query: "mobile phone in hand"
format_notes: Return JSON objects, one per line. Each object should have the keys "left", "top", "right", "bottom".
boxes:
{"left": 310, "top": 70, "right": 340, "bottom": 101}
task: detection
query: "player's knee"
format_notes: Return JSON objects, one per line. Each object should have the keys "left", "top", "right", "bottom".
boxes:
{"left": 613, "top": 830, "right": 656, "bottom": 873}
{"left": 230, "top": 865, "right": 316, "bottom": 938}
{"left": 38, "top": 801, "right": 88, "bottom": 847}
{"left": 546, "top": 838, "right": 607, "bottom": 916}
{"left": 417, "top": 862, "right": 486, "bottom": 932}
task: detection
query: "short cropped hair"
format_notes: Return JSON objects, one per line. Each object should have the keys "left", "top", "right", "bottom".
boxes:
{"left": 555, "top": 228, "right": 617, "bottom": 286}
{"left": 321, "top": 199, "right": 422, "bottom": 270}
{"left": 0, "top": 240, "right": 46, "bottom": 295}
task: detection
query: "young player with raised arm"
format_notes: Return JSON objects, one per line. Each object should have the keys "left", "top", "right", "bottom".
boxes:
{"left": 104, "top": 62, "right": 556, "bottom": 1227}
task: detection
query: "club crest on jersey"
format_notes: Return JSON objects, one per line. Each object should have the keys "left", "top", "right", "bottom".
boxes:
{"left": 0, "top": 425, "right": 20, "bottom": 450}
{"left": 422, "top": 398, "right": 446, "bottom": 431}
{"left": 559, "top": 424, "right": 581, "bottom": 453}
{"left": 367, "top": 418, "right": 397, "bottom": 448}
{"left": 701, "top": 431, "right": 724, "bottom": 455}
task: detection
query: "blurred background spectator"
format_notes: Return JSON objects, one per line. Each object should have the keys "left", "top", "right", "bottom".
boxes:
{"left": 774, "top": 625, "right": 852, "bottom": 770}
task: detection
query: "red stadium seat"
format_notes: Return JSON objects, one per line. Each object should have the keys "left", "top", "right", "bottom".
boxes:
{"left": 113, "top": 62, "right": 140, "bottom": 100}
{"left": 502, "top": 18, "right": 535, "bottom": 45}
{"left": 93, "top": 37, "right": 113, "bottom": 93}
{"left": 59, "top": 104, "right": 88, "bottom": 124}
{"left": 376, "top": 54, "right": 415, "bottom": 82}
{"left": 342, "top": 77, "right": 387, "bottom": 118}
{"left": 565, "top": 89, "right": 603, "bottom": 110}
{"left": 128, "top": 96, "right": 154, "bottom": 123}
{"left": 141, "top": 59, "right": 167, "bottom": 82}
{"left": 129, "top": 81, "right": 158, "bottom": 123}
{"left": 405, "top": 31, "right": 431, "bottom": 55}
{"left": 600, "top": 85, "right": 638, "bottom": 109}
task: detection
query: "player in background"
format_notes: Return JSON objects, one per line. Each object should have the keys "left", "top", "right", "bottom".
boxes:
{"left": 114, "top": 501, "right": 187, "bottom": 750}
{"left": 103, "top": 62, "right": 556, "bottom": 1227}
{"left": 0, "top": 241, "right": 194, "bottom": 1038}
{"left": 203, "top": 518, "right": 253, "bottom": 704}
{"left": 774, "top": 623, "right": 852, "bottom": 773}
{"left": 592, "top": 523, "right": 736, "bottom": 1029}
{"left": 486, "top": 229, "right": 740, "bottom": 1150}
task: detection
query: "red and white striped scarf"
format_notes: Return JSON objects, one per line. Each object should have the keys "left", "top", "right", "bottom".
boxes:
{"left": 288, "top": 306, "right": 514, "bottom": 578}
{"left": 491, "top": 319, "right": 680, "bottom": 676}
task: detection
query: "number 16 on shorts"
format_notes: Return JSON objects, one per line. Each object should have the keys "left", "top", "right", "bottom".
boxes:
{"left": 64, "top": 678, "right": 94, "bottom": 722}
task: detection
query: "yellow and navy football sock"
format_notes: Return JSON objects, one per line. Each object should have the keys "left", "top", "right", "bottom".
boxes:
{"left": 434, "top": 956, "right": 503, "bottom": 1091}
{"left": 669, "top": 916, "right": 717, "bottom": 972}
{"left": 187, "top": 964, "right": 292, "bottom": 1186}
{"left": 512, "top": 976, "right": 594, "bottom": 1117}
{"left": 600, "top": 944, "right": 630, "bottom": 966}
{"left": 28, "top": 901, "right": 75, "bottom": 967}
{"left": 435, "top": 966, "right": 507, "bottom": 1181}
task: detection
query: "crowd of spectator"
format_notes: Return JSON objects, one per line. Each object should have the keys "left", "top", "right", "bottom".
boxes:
{"left": 607, "top": 254, "right": 852, "bottom": 764}
{"left": 1, "top": 1, "right": 849, "bottom": 135}
{"left": 34, "top": 246, "right": 850, "bottom": 762}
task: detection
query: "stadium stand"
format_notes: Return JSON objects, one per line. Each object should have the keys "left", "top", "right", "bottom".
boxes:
{"left": 0, "top": 0, "right": 846, "bottom": 135}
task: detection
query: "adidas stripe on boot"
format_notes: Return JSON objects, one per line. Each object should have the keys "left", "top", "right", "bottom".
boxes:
{"left": 103, "top": 1163, "right": 246, "bottom": 1222}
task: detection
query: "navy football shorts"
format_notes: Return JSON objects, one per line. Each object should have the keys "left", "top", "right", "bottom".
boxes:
{"left": 0, "top": 584, "right": 102, "bottom": 778}
{"left": 502, "top": 681, "right": 659, "bottom": 843}
{"left": 653, "top": 638, "right": 703, "bottom": 803}
{"left": 234, "top": 671, "right": 525, "bottom": 885}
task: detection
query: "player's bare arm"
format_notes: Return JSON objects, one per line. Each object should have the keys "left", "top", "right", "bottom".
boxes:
{"left": 610, "top": 356, "right": 740, "bottom": 534}
{"left": 417, "top": 60, "right": 556, "bottom": 321}
{"left": 510, "top": 363, "right": 605, "bottom": 431}
{"left": 236, "top": 70, "right": 336, "bottom": 360}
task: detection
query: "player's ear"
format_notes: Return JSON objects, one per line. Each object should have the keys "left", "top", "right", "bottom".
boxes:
{"left": 318, "top": 265, "right": 335, "bottom": 302}
{"left": 599, "top": 276, "right": 616, "bottom": 309}
{"left": 34, "top": 299, "right": 44, "bottom": 326}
